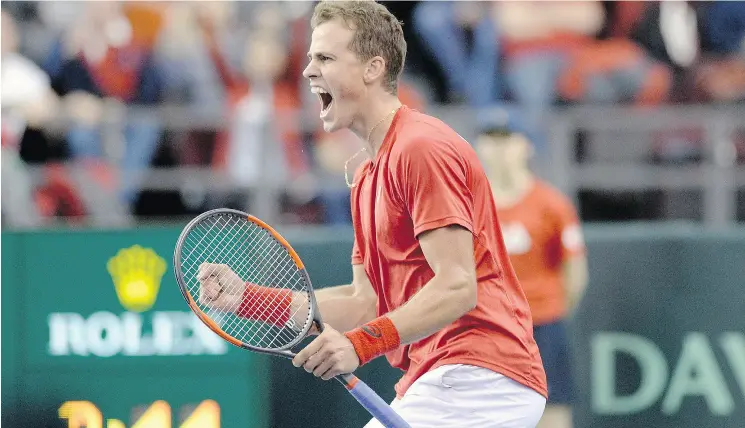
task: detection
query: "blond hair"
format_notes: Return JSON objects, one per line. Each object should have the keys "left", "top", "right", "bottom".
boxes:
{"left": 311, "top": 0, "right": 406, "bottom": 94}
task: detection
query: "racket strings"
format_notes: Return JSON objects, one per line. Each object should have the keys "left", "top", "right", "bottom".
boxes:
{"left": 184, "top": 218, "right": 308, "bottom": 348}
{"left": 211, "top": 218, "right": 309, "bottom": 345}
{"left": 178, "top": 213, "right": 312, "bottom": 350}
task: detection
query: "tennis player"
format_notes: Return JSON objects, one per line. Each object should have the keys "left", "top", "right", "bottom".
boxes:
{"left": 292, "top": 1, "right": 547, "bottom": 426}
{"left": 474, "top": 111, "right": 589, "bottom": 428}
{"left": 199, "top": 1, "right": 547, "bottom": 426}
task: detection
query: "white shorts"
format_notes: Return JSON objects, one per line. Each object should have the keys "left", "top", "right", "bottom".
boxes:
{"left": 363, "top": 364, "right": 546, "bottom": 428}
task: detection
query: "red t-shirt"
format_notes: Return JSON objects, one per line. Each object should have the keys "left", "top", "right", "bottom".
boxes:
{"left": 497, "top": 180, "right": 586, "bottom": 325}
{"left": 350, "top": 105, "right": 547, "bottom": 398}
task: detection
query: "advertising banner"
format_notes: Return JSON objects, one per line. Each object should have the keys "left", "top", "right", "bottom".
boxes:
{"left": 3, "top": 227, "right": 269, "bottom": 428}
{"left": 571, "top": 228, "right": 745, "bottom": 428}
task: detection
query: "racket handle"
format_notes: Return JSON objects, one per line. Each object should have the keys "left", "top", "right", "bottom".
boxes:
{"left": 338, "top": 374, "right": 410, "bottom": 428}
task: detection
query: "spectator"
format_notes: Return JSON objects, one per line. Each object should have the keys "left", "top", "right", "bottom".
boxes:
{"left": 496, "top": 1, "right": 604, "bottom": 107}
{"left": 699, "top": 1, "right": 745, "bottom": 56}
{"left": 151, "top": 2, "right": 235, "bottom": 172}
{"left": 601, "top": 1, "right": 650, "bottom": 41}
{"left": 1, "top": 9, "right": 75, "bottom": 227}
{"left": 1, "top": 9, "right": 60, "bottom": 154}
{"left": 42, "top": 1, "right": 165, "bottom": 210}
{"left": 494, "top": 1, "right": 604, "bottom": 153}
{"left": 495, "top": 1, "right": 671, "bottom": 153}
{"left": 622, "top": 1, "right": 745, "bottom": 104}
{"left": 412, "top": 1, "right": 501, "bottom": 106}
{"left": 154, "top": 2, "right": 231, "bottom": 107}
{"left": 556, "top": 39, "right": 672, "bottom": 106}
{"left": 690, "top": 1, "right": 745, "bottom": 103}
{"left": 198, "top": 11, "right": 308, "bottom": 212}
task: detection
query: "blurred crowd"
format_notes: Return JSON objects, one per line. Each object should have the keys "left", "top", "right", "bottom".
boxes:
{"left": 2, "top": 1, "right": 745, "bottom": 228}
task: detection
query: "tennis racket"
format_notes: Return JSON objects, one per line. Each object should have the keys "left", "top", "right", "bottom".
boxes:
{"left": 173, "top": 208, "right": 410, "bottom": 428}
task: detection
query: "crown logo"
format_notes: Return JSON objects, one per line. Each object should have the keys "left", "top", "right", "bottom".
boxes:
{"left": 106, "top": 245, "right": 167, "bottom": 312}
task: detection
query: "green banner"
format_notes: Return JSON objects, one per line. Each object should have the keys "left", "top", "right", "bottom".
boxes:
{"left": 3, "top": 227, "right": 269, "bottom": 428}
{"left": 571, "top": 226, "right": 745, "bottom": 428}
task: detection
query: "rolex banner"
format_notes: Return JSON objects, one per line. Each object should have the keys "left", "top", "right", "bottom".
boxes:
{"left": 2, "top": 228, "right": 270, "bottom": 428}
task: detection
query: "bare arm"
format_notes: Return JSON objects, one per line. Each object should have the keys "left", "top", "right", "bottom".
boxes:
{"left": 197, "top": 262, "right": 376, "bottom": 332}
{"left": 563, "top": 254, "right": 589, "bottom": 314}
{"left": 290, "top": 226, "right": 478, "bottom": 379}
{"left": 314, "top": 284, "right": 355, "bottom": 299}
{"left": 386, "top": 226, "right": 477, "bottom": 344}
{"left": 306, "top": 264, "right": 377, "bottom": 332}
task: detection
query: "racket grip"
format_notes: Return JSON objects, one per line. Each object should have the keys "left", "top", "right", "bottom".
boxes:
{"left": 340, "top": 374, "right": 410, "bottom": 428}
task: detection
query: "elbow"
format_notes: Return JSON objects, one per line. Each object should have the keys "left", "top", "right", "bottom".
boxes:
{"left": 450, "top": 270, "right": 478, "bottom": 315}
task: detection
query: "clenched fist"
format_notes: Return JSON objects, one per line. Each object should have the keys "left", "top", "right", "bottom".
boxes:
{"left": 196, "top": 262, "right": 246, "bottom": 312}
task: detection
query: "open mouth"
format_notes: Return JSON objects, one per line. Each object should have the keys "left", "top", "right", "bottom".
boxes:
{"left": 313, "top": 87, "right": 334, "bottom": 114}
{"left": 320, "top": 92, "right": 333, "bottom": 112}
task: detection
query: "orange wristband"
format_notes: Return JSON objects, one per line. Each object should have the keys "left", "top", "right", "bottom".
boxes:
{"left": 344, "top": 316, "right": 401, "bottom": 366}
{"left": 236, "top": 282, "right": 292, "bottom": 326}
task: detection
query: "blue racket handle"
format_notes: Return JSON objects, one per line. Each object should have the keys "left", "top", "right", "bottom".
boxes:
{"left": 339, "top": 374, "right": 410, "bottom": 428}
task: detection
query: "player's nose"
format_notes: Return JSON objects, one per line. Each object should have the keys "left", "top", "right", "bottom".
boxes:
{"left": 303, "top": 61, "right": 319, "bottom": 80}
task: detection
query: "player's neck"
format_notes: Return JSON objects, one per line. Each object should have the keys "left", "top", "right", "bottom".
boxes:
{"left": 351, "top": 94, "right": 402, "bottom": 157}
{"left": 490, "top": 169, "right": 534, "bottom": 208}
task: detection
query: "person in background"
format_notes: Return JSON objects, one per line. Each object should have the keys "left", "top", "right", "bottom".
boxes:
{"left": 1, "top": 8, "right": 90, "bottom": 226}
{"left": 412, "top": 1, "right": 501, "bottom": 106}
{"left": 690, "top": 1, "right": 745, "bottom": 103}
{"left": 475, "top": 108, "right": 590, "bottom": 428}
{"left": 494, "top": 1, "right": 671, "bottom": 156}
{"left": 42, "top": 1, "right": 165, "bottom": 210}
{"left": 197, "top": 7, "right": 312, "bottom": 215}
{"left": 1, "top": 9, "right": 57, "bottom": 227}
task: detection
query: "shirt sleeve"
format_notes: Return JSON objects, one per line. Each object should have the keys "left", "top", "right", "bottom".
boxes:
{"left": 393, "top": 136, "right": 474, "bottom": 237}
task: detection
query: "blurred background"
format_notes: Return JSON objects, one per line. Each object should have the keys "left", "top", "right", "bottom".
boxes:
{"left": 1, "top": 1, "right": 744, "bottom": 428}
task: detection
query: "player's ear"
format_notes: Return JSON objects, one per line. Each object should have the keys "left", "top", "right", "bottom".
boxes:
{"left": 364, "top": 56, "right": 386, "bottom": 85}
